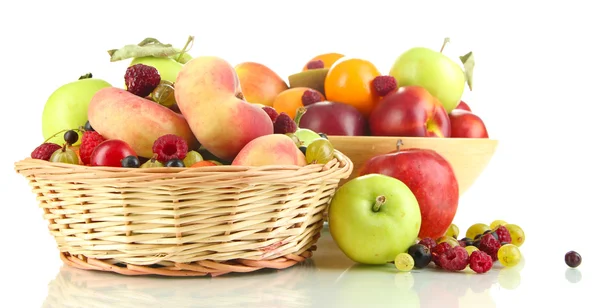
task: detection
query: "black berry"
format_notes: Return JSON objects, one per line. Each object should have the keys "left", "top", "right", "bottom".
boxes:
{"left": 319, "top": 133, "right": 328, "bottom": 139}
{"left": 565, "top": 251, "right": 582, "bottom": 268}
{"left": 484, "top": 229, "right": 499, "bottom": 241}
{"left": 460, "top": 237, "right": 474, "bottom": 247}
{"left": 299, "top": 146, "right": 307, "bottom": 155}
{"left": 165, "top": 159, "right": 185, "bottom": 167}
{"left": 84, "top": 121, "right": 95, "bottom": 131}
{"left": 121, "top": 155, "right": 140, "bottom": 168}
{"left": 407, "top": 244, "right": 432, "bottom": 268}
{"left": 64, "top": 130, "right": 79, "bottom": 145}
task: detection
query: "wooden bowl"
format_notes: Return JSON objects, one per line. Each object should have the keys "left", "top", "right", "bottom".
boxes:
{"left": 328, "top": 136, "right": 499, "bottom": 196}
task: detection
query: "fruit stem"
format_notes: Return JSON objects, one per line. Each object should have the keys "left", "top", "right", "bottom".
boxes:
{"left": 396, "top": 139, "right": 404, "bottom": 151}
{"left": 175, "top": 36, "right": 195, "bottom": 63}
{"left": 440, "top": 37, "right": 450, "bottom": 53}
{"left": 294, "top": 107, "right": 307, "bottom": 126}
{"left": 43, "top": 129, "right": 70, "bottom": 144}
{"left": 78, "top": 73, "right": 93, "bottom": 80}
{"left": 372, "top": 195, "right": 386, "bottom": 212}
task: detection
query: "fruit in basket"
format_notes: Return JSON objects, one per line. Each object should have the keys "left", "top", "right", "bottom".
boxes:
{"left": 324, "top": 57, "right": 382, "bottom": 117}
{"left": 272, "top": 88, "right": 324, "bottom": 117}
{"left": 175, "top": 56, "right": 274, "bottom": 162}
{"left": 150, "top": 80, "right": 177, "bottom": 108}
{"left": 152, "top": 134, "right": 188, "bottom": 162}
{"left": 231, "top": 134, "right": 306, "bottom": 167}
{"left": 299, "top": 101, "right": 368, "bottom": 136}
{"left": 121, "top": 155, "right": 140, "bottom": 168}
{"left": 448, "top": 109, "right": 489, "bottom": 138}
{"left": 305, "top": 138, "right": 335, "bottom": 164}
{"left": 295, "top": 128, "right": 321, "bottom": 147}
{"left": 88, "top": 87, "right": 197, "bottom": 158}
{"left": 31, "top": 143, "right": 62, "bottom": 161}
{"left": 274, "top": 112, "right": 297, "bottom": 134}
{"left": 369, "top": 86, "right": 451, "bottom": 137}
{"left": 140, "top": 155, "right": 164, "bottom": 168}
{"left": 124, "top": 63, "right": 161, "bottom": 97}
{"left": 130, "top": 57, "right": 183, "bottom": 84}
{"left": 389, "top": 38, "right": 472, "bottom": 113}
{"left": 302, "top": 52, "right": 345, "bottom": 71}
{"left": 90, "top": 139, "right": 137, "bottom": 167}
{"left": 359, "top": 146, "right": 459, "bottom": 239}
{"left": 288, "top": 69, "right": 329, "bottom": 97}
{"left": 183, "top": 150, "right": 204, "bottom": 167}
{"left": 234, "top": 62, "right": 289, "bottom": 106}
{"left": 78, "top": 131, "right": 106, "bottom": 165}
{"left": 372, "top": 75, "right": 398, "bottom": 97}
{"left": 42, "top": 74, "right": 112, "bottom": 146}
{"left": 49, "top": 145, "right": 80, "bottom": 165}
{"left": 328, "top": 174, "right": 422, "bottom": 264}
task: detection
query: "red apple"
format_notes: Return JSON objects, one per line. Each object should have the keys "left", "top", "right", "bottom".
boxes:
{"left": 455, "top": 100, "right": 471, "bottom": 112}
{"left": 299, "top": 101, "right": 368, "bottom": 136}
{"left": 359, "top": 145, "right": 459, "bottom": 239}
{"left": 369, "top": 86, "right": 451, "bottom": 137}
{"left": 449, "top": 109, "right": 489, "bottom": 138}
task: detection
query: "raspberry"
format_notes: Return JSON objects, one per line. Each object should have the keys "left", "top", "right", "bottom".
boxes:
{"left": 125, "top": 64, "right": 161, "bottom": 97}
{"left": 273, "top": 112, "right": 297, "bottom": 134}
{"left": 418, "top": 237, "right": 437, "bottom": 250}
{"left": 262, "top": 106, "right": 279, "bottom": 122}
{"left": 31, "top": 143, "right": 62, "bottom": 161}
{"left": 152, "top": 134, "right": 188, "bottom": 162}
{"left": 495, "top": 225, "right": 512, "bottom": 244}
{"left": 301, "top": 89, "right": 323, "bottom": 107}
{"left": 438, "top": 246, "right": 470, "bottom": 271}
{"left": 469, "top": 250, "right": 493, "bottom": 274}
{"left": 372, "top": 75, "right": 397, "bottom": 97}
{"left": 306, "top": 60, "right": 324, "bottom": 70}
{"left": 431, "top": 242, "right": 452, "bottom": 267}
{"left": 479, "top": 233, "right": 502, "bottom": 261}
{"left": 79, "top": 131, "right": 106, "bottom": 165}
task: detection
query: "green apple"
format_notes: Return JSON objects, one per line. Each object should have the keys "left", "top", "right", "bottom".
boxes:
{"left": 42, "top": 76, "right": 111, "bottom": 145}
{"left": 130, "top": 56, "right": 183, "bottom": 84}
{"left": 389, "top": 39, "right": 467, "bottom": 113}
{"left": 328, "top": 173, "right": 422, "bottom": 265}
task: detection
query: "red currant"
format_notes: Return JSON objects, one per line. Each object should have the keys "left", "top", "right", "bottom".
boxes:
{"left": 90, "top": 140, "right": 137, "bottom": 167}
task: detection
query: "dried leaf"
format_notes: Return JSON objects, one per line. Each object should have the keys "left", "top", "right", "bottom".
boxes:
{"left": 107, "top": 37, "right": 180, "bottom": 62}
{"left": 460, "top": 51, "right": 475, "bottom": 91}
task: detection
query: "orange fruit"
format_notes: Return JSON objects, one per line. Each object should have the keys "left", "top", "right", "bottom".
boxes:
{"left": 190, "top": 160, "right": 218, "bottom": 168}
{"left": 272, "top": 87, "right": 325, "bottom": 119}
{"left": 302, "top": 53, "right": 345, "bottom": 71}
{"left": 324, "top": 58, "right": 381, "bottom": 117}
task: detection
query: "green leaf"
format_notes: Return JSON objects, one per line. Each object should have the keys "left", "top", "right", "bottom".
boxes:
{"left": 78, "top": 73, "right": 93, "bottom": 80}
{"left": 107, "top": 37, "right": 180, "bottom": 62}
{"left": 460, "top": 51, "right": 475, "bottom": 91}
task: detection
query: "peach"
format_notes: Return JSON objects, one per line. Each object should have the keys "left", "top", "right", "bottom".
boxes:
{"left": 87, "top": 87, "right": 198, "bottom": 158}
{"left": 174, "top": 56, "right": 274, "bottom": 162}
{"left": 272, "top": 87, "right": 325, "bottom": 119}
{"left": 234, "top": 62, "right": 289, "bottom": 106}
{"left": 232, "top": 134, "right": 306, "bottom": 167}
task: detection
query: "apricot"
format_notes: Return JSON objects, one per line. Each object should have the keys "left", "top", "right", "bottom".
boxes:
{"left": 324, "top": 58, "right": 382, "bottom": 118}
{"left": 272, "top": 87, "right": 325, "bottom": 119}
{"left": 234, "top": 62, "right": 289, "bottom": 106}
{"left": 231, "top": 134, "right": 306, "bottom": 167}
{"left": 302, "top": 53, "right": 345, "bottom": 71}
{"left": 175, "top": 56, "right": 274, "bottom": 162}
{"left": 190, "top": 160, "right": 218, "bottom": 167}
{"left": 87, "top": 87, "right": 197, "bottom": 158}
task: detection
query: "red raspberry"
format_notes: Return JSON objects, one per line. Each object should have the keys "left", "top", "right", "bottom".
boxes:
{"left": 418, "top": 237, "right": 437, "bottom": 250}
{"left": 469, "top": 250, "right": 493, "bottom": 274}
{"left": 495, "top": 225, "right": 512, "bottom": 244}
{"left": 262, "top": 106, "right": 279, "bottom": 122}
{"left": 372, "top": 75, "right": 398, "bottom": 97}
{"left": 479, "top": 233, "right": 502, "bottom": 261}
{"left": 31, "top": 143, "right": 62, "bottom": 161}
{"left": 431, "top": 242, "right": 452, "bottom": 267}
{"left": 273, "top": 112, "right": 297, "bottom": 134}
{"left": 306, "top": 60, "right": 324, "bottom": 70}
{"left": 79, "top": 131, "right": 106, "bottom": 165}
{"left": 301, "top": 89, "right": 323, "bottom": 107}
{"left": 125, "top": 64, "right": 161, "bottom": 97}
{"left": 438, "top": 246, "right": 470, "bottom": 271}
{"left": 152, "top": 134, "right": 188, "bottom": 162}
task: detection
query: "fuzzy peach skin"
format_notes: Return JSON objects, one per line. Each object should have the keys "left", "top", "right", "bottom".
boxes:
{"left": 174, "top": 56, "right": 274, "bottom": 162}
{"left": 231, "top": 134, "right": 307, "bottom": 167}
{"left": 234, "top": 62, "right": 289, "bottom": 106}
{"left": 88, "top": 87, "right": 198, "bottom": 158}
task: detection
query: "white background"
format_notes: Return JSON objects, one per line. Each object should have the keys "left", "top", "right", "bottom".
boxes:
{"left": 1, "top": 0, "right": 598, "bottom": 307}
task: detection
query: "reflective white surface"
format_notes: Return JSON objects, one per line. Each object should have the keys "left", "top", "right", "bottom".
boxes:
{"left": 22, "top": 225, "right": 590, "bottom": 308}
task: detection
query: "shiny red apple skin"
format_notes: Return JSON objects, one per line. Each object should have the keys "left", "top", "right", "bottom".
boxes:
{"left": 359, "top": 148, "right": 459, "bottom": 239}
{"left": 299, "top": 101, "right": 368, "bottom": 136}
{"left": 449, "top": 109, "right": 489, "bottom": 138}
{"left": 369, "top": 86, "right": 451, "bottom": 137}
{"left": 455, "top": 100, "right": 471, "bottom": 112}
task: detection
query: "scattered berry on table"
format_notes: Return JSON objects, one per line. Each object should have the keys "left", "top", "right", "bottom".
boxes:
{"left": 469, "top": 250, "right": 493, "bottom": 274}
{"left": 121, "top": 155, "right": 140, "bottom": 168}
{"left": 262, "top": 106, "right": 279, "bottom": 122}
{"left": 124, "top": 63, "right": 161, "bottom": 97}
{"left": 407, "top": 244, "right": 432, "bottom": 269}
{"left": 565, "top": 251, "right": 582, "bottom": 268}
{"left": 466, "top": 223, "right": 490, "bottom": 240}
{"left": 490, "top": 219, "right": 507, "bottom": 229}
{"left": 498, "top": 244, "right": 521, "bottom": 267}
{"left": 437, "top": 235, "right": 460, "bottom": 247}
{"left": 505, "top": 224, "right": 525, "bottom": 247}
{"left": 79, "top": 131, "right": 106, "bottom": 165}
{"left": 273, "top": 112, "right": 297, "bottom": 134}
{"left": 63, "top": 130, "right": 79, "bottom": 145}
{"left": 432, "top": 242, "right": 452, "bottom": 267}
{"left": 478, "top": 233, "right": 502, "bottom": 262}
{"left": 152, "top": 134, "right": 188, "bottom": 162}
{"left": 494, "top": 225, "right": 512, "bottom": 244}
{"left": 438, "top": 246, "right": 470, "bottom": 271}
{"left": 394, "top": 253, "right": 414, "bottom": 272}
{"left": 460, "top": 237, "right": 474, "bottom": 247}
{"left": 465, "top": 246, "right": 479, "bottom": 256}
{"left": 418, "top": 237, "right": 437, "bottom": 250}
{"left": 31, "top": 143, "right": 62, "bottom": 161}
{"left": 483, "top": 229, "right": 499, "bottom": 241}
{"left": 372, "top": 75, "right": 398, "bottom": 97}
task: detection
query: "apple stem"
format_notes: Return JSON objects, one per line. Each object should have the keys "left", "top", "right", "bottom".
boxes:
{"left": 236, "top": 92, "right": 245, "bottom": 100}
{"left": 396, "top": 139, "right": 404, "bottom": 151}
{"left": 439, "top": 37, "right": 450, "bottom": 53}
{"left": 294, "top": 107, "right": 307, "bottom": 126}
{"left": 372, "top": 195, "right": 386, "bottom": 212}
{"left": 175, "top": 36, "right": 195, "bottom": 63}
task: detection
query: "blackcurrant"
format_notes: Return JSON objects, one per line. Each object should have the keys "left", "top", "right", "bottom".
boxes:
{"left": 121, "top": 155, "right": 140, "bottom": 168}
{"left": 299, "top": 146, "right": 307, "bottom": 155}
{"left": 166, "top": 159, "right": 185, "bottom": 167}
{"left": 460, "top": 237, "right": 474, "bottom": 247}
{"left": 407, "top": 244, "right": 432, "bottom": 269}
{"left": 64, "top": 130, "right": 79, "bottom": 145}
{"left": 565, "top": 251, "right": 582, "bottom": 268}
{"left": 318, "top": 133, "right": 328, "bottom": 139}
{"left": 84, "top": 121, "right": 95, "bottom": 131}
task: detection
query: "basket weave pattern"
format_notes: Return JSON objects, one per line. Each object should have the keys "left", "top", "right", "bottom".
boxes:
{"left": 15, "top": 151, "right": 352, "bottom": 277}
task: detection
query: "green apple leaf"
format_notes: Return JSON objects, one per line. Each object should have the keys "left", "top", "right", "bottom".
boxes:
{"left": 460, "top": 51, "right": 475, "bottom": 91}
{"left": 78, "top": 73, "right": 92, "bottom": 80}
{"left": 107, "top": 37, "right": 181, "bottom": 62}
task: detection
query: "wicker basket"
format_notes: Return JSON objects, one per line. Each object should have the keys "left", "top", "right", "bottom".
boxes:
{"left": 14, "top": 151, "right": 352, "bottom": 277}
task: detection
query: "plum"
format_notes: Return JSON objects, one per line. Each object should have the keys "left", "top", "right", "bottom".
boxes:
{"left": 299, "top": 101, "right": 368, "bottom": 136}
